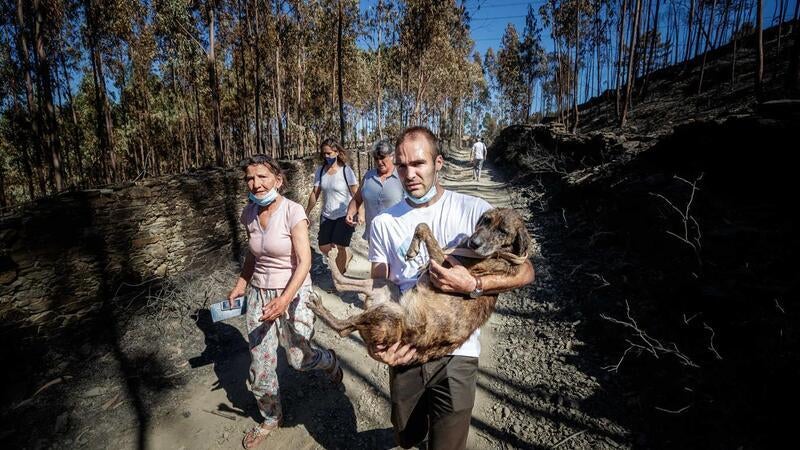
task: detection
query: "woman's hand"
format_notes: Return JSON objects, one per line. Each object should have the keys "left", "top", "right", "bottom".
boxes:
{"left": 260, "top": 295, "right": 292, "bottom": 322}
{"left": 372, "top": 342, "right": 417, "bottom": 366}
{"left": 228, "top": 284, "right": 246, "bottom": 302}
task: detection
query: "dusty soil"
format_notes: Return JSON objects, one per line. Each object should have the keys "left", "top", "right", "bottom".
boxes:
{"left": 0, "top": 146, "right": 633, "bottom": 449}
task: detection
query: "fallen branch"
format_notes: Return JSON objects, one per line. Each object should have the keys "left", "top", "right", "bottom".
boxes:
{"left": 650, "top": 173, "right": 704, "bottom": 267}
{"left": 553, "top": 429, "right": 587, "bottom": 448}
{"left": 703, "top": 322, "right": 723, "bottom": 360}
{"left": 655, "top": 404, "right": 692, "bottom": 414}
{"left": 587, "top": 272, "right": 610, "bottom": 291}
{"left": 204, "top": 409, "right": 236, "bottom": 421}
{"left": 12, "top": 375, "right": 73, "bottom": 410}
{"left": 601, "top": 300, "right": 698, "bottom": 370}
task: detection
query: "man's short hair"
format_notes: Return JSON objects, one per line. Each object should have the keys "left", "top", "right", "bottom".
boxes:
{"left": 371, "top": 139, "right": 394, "bottom": 159}
{"left": 396, "top": 126, "right": 440, "bottom": 160}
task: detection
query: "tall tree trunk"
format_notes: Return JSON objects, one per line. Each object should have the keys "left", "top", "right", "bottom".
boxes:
{"left": 777, "top": 0, "right": 787, "bottom": 51}
{"left": 616, "top": 0, "right": 629, "bottom": 119}
{"left": 641, "top": 0, "right": 661, "bottom": 96}
{"left": 86, "top": 0, "right": 117, "bottom": 183}
{"left": 252, "top": 0, "right": 264, "bottom": 154}
{"left": 376, "top": 4, "right": 384, "bottom": 140}
{"left": 620, "top": 0, "right": 643, "bottom": 127}
{"left": 399, "top": 60, "right": 406, "bottom": 127}
{"left": 731, "top": 0, "right": 745, "bottom": 90}
{"left": 297, "top": 49, "right": 304, "bottom": 156}
{"left": 337, "top": 0, "right": 345, "bottom": 143}
{"left": 715, "top": 0, "right": 731, "bottom": 49}
{"left": 693, "top": 0, "right": 706, "bottom": 58}
{"left": 786, "top": 0, "right": 800, "bottom": 93}
{"left": 275, "top": 45, "right": 285, "bottom": 156}
{"left": 698, "top": 0, "right": 718, "bottom": 94}
{"left": 0, "top": 161, "right": 6, "bottom": 207}
{"left": 60, "top": 52, "right": 83, "bottom": 184}
{"left": 596, "top": 3, "right": 602, "bottom": 97}
{"left": 684, "top": 0, "right": 696, "bottom": 64}
{"left": 206, "top": 2, "right": 224, "bottom": 167}
{"left": 572, "top": 5, "right": 580, "bottom": 133}
{"left": 33, "top": 0, "right": 63, "bottom": 191}
{"left": 15, "top": 0, "right": 46, "bottom": 196}
{"left": 756, "top": 0, "right": 764, "bottom": 97}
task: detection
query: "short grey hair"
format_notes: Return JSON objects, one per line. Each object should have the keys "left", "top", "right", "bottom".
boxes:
{"left": 371, "top": 139, "right": 394, "bottom": 159}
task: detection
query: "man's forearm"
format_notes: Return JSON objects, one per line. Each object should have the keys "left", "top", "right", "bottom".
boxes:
{"left": 481, "top": 260, "right": 534, "bottom": 294}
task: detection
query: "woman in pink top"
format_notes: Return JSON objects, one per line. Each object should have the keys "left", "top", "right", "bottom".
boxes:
{"left": 228, "top": 154, "right": 343, "bottom": 449}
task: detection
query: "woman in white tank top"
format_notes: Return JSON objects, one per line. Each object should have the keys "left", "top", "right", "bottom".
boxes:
{"left": 305, "top": 138, "right": 359, "bottom": 275}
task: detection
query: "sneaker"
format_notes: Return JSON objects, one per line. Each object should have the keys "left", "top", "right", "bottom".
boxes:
{"left": 325, "top": 349, "right": 344, "bottom": 385}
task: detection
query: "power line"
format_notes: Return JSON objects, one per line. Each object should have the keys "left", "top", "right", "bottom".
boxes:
{"left": 473, "top": 1, "right": 542, "bottom": 9}
{"left": 471, "top": 15, "right": 527, "bottom": 21}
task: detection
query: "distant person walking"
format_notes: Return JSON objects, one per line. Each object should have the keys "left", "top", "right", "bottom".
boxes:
{"left": 305, "top": 138, "right": 359, "bottom": 274}
{"left": 345, "top": 139, "right": 405, "bottom": 243}
{"left": 470, "top": 137, "right": 487, "bottom": 181}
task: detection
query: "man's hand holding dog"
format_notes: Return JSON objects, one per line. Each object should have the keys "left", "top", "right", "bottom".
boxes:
{"left": 373, "top": 342, "right": 417, "bottom": 366}
{"left": 429, "top": 256, "right": 478, "bottom": 294}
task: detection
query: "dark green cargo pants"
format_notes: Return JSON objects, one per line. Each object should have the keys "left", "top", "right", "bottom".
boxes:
{"left": 389, "top": 355, "right": 479, "bottom": 450}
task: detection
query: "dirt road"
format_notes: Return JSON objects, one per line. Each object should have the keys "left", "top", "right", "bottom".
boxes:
{"left": 14, "top": 148, "right": 631, "bottom": 450}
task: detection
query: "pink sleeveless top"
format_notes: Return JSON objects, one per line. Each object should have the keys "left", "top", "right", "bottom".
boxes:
{"left": 240, "top": 198, "right": 312, "bottom": 289}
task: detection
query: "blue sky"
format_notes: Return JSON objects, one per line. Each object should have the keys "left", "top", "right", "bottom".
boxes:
{"left": 359, "top": 0, "right": 788, "bottom": 62}
{"left": 466, "top": 0, "right": 551, "bottom": 58}
{"left": 358, "top": 0, "right": 788, "bottom": 107}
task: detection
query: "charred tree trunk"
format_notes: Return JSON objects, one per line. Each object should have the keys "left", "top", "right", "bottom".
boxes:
{"left": 206, "top": 2, "right": 224, "bottom": 167}
{"left": 86, "top": 0, "right": 117, "bottom": 183}
{"left": 620, "top": 0, "right": 643, "bottom": 127}
{"left": 616, "top": 0, "right": 629, "bottom": 119}
{"left": 756, "top": 0, "right": 764, "bottom": 97}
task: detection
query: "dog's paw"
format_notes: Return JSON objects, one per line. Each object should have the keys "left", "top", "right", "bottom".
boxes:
{"left": 405, "top": 244, "right": 419, "bottom": 261}
{"left": 327, "top": 249, "right": 339, "bottom": 265}
{"left": 307, "top": 291, "right": 324, "bottom": 313}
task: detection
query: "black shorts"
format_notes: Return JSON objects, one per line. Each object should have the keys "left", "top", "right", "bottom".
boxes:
{"left": 318, "top": 216, "right": 355, "bottom": 247}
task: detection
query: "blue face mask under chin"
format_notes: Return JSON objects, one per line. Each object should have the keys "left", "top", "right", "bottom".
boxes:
{"left": 249, "top": 188, "right": 278, "bottom": 207}
{"left": 405, "top": 173, "right": 439, "bottom": 205}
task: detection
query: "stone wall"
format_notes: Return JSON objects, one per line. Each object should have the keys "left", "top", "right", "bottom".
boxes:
{"left": 0, "top": 157, "right": 318, "bottom": 338}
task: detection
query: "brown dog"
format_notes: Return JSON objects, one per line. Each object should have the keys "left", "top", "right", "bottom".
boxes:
{"left": 308, "top": 207, "right": 532, "bottom": 364}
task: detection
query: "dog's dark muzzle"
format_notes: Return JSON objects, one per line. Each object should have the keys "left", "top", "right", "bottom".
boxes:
{"left": 467, "top": 236, "right": 483, "bottom": 249}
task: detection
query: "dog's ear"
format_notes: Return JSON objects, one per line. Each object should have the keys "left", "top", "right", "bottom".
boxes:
{"left": 512, "top": 225, "right": 532, "bottom": 257}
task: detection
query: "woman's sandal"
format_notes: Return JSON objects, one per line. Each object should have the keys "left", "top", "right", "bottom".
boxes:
{"left": 242, "top": 421, "right": 280, "bottom": 449}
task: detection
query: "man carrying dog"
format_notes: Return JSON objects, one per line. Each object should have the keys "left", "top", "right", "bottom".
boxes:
{"left": 368, "top": 126, "right": 535, "bottom": 450}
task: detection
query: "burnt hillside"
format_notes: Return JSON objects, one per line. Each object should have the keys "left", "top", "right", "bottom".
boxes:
{"left": 576, "top": 19, "right": 799, "bottom": 135}
{"left": 489, "top": 21, "right": 799, "bottom": 448}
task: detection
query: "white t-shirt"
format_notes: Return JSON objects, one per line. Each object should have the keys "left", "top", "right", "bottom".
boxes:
{"left": 368, "top": 190, "right": 492, "bottom": 358}
{"left": 313, "top": 165, "right": 358, "bottom": 219}
{"left": 472, "top": 141, "right": 487, "bottom": 160}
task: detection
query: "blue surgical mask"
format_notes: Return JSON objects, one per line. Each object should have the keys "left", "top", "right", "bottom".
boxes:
{"left": 248, "top": 188, "right": 278, "bottom": 207}
{"left": 405, "top": 172, "right": 439, "bottom": 205}
{"left": 325, "top": 156, "right": 337, "bottom": 165}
